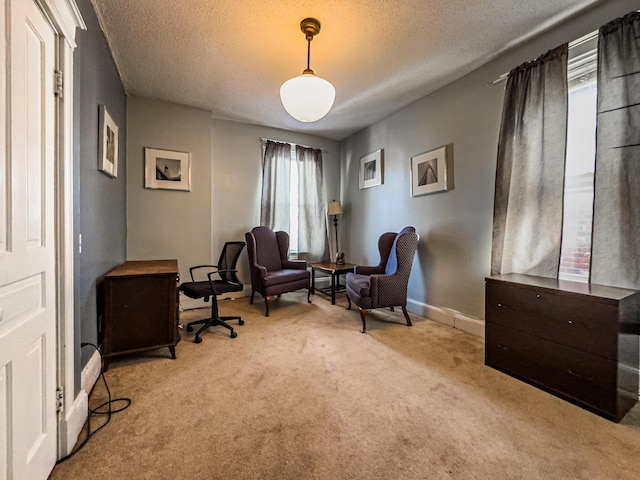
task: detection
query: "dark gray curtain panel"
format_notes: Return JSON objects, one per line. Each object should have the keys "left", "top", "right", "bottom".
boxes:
{"left": 591, "top": 11, "right": 640, "bottom": 289}
{"left": 296, "top": 145, "right": 328, "bottom": 262}
{"left": 260, "top": 140, "right": 291, "bottom": 231}
{"left": 491, "top": 44, "right": 569, "bottom": 277}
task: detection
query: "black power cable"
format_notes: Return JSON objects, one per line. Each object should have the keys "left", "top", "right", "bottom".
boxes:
{"left": 55, "top": 342, "right": 131, "bottom": 464}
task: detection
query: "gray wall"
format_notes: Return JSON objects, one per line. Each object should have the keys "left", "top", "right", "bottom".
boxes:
{"left": 210, "top": 118, "right": 341, "bottom": 289}
{"left": 126, "top": 103, "right": 340, "bottom": 299}
{"left": 73, "top": 0, "right": 127, "bottom": 380}
{"left": 126, "top": 97, "right": 212, "bottom": 284}
{"left": 340, "top": 0, "right": 638, "bottom": 322}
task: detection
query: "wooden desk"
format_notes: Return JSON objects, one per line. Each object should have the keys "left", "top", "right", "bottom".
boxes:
{"left": 99, "top": 260, "right": 180, "bottom": 370}
{"left": 310, "top": 262, "right": 356, "bottom": 304}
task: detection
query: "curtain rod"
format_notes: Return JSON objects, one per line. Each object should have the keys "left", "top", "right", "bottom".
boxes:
{"left": 260, "top": 137, "right": 329, "bottom": 154}
{"left": 488, "top": 30, "right": 598, "bottom": 86}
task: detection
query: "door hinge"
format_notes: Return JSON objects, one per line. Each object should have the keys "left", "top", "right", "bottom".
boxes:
{"left": 54, "top": 69, "right": 63, "bottom": 98}
{"left": 56, "top": 386, "right": 64, "bottom": 414}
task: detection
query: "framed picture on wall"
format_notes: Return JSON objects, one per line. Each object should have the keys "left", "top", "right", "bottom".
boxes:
{"left": 411, "top": 145, "right": 451, "bottom": 196}
{"left": 359, "top": 149, "right": 383, "bottom": 189}
{"left": 98, "top": 105, "right": 118, "bottom": 177}
{"left": 144, "top": 148, "right": 191, "bottom": 191}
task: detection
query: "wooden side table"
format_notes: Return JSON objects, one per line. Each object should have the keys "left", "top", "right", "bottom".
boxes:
{"left": 99, "top": 259, "right": 180, "bottom": 370}
{"left": 310, "top": 262, "right": 356, "bottom": 304}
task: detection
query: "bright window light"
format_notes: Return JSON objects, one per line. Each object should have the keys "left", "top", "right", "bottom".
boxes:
{"left": 559, "top": 34, "right": 597, "bottom": 282}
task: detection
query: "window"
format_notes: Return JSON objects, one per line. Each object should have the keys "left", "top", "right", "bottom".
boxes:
{"left": 261, "top": 140, "right": 325, "bottom": 259}
{"left": 559, "top": 33, "right": 597, "bottom": 282}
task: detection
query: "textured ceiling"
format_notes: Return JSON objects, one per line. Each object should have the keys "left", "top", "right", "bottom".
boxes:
{"left": 90, "top": 0, "right": 603, "bottom": 140}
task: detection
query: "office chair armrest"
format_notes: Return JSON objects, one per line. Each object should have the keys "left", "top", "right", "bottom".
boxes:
{"left": 189, "top": 265, "right": 218, "bottom": 282}
{"left": 205, "top": 268, "right": 237, "bottom": 279}
{"left": 282, "top": 259, "right": 307, "bottom": 270}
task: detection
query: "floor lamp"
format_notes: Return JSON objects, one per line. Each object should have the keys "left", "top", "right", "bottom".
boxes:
{"left": 327, "top": 200, "right": 344, "bottom": 264}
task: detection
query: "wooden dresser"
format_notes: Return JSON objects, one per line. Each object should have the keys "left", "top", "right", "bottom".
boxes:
{"left": 99, "top": 260, "right": 180, "bottom": 370}
{"left": 485, "top": 273, "right": 640, "bottom": 422}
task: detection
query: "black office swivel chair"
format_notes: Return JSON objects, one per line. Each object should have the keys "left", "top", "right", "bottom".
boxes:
{"left": 180, "top": 241, "right": 246, "bottom": 343}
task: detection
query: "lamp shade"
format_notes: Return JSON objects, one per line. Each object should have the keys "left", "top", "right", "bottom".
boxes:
{"left": 327, "top": 200, "right": 343, "bottom": 216}
{"left": 280, "top": 72, "right": 336, "bottom": 123}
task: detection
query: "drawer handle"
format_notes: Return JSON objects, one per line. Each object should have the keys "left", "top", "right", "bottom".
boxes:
{"left": 567, "top": 320, "right": 573, "bottom": 325}
{"left": 536, "top": 294, "right": 540, "bottom": 298}
{"left": 497, "top": 303, "right": 502, "bottom": 307}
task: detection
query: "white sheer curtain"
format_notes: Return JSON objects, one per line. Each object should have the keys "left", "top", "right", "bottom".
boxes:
{"left": 591, "top": 11, "right": 640, "bottom": 289}
{"left": 491, "top": 44, "right": 569, "bottom": 278}
{"left": 260, "top": 140, "right": 328, "bottom": 262}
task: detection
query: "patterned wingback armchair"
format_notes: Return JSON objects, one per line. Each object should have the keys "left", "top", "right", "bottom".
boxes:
{"left": 245, "top": 226, "right": 311, "bottom": 316}
{"left": 353, "top": 231, "right": 397, "bottom": 275}
{"left": 346, "top": 226, "right": 419, "bottom": 333}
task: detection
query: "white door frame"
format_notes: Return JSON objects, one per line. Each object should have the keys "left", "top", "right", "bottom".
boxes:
{"left": 36, "top": 0, "right": 86, "bottom": 459}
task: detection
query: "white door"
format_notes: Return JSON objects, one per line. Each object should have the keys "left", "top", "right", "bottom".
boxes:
{"left": 0, "top": 0, "right": 58, "bottom": 478}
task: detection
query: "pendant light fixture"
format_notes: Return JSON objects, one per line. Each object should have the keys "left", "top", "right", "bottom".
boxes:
{"left": 280, "top": 18, "right": 335, "bottom": 123}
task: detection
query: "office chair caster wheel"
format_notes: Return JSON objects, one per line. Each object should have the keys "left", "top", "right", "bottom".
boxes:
{"left": 194, "top": 336, "right": 202, "bottom": 344}
{"left": 186, "top": 325, "right": 194, "bottom": 333}
{"left": 230, "top": 331, "right": 237, "bottom": 338}
{"left": 239, "top": 319, "right": 245, "bottom": 326}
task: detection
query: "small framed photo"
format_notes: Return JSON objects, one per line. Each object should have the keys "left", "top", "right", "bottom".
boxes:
{"left": 411, "top": 145, "right": 451, "bottom": 196}
{"left": 98, "top": 105, "right": 118, "bottom": 177}
{"left": 359, "top": 149, "right": 383, "bottom": 189}
{"left": 144, "top": 148, "right": 191, "bottom": 191}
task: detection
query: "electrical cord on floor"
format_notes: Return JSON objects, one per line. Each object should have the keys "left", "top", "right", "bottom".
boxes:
{"left": 55, "top": 342, "right": 132, "bottom": 464}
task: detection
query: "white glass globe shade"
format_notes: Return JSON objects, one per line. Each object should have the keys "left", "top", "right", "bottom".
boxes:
{"left": 280, "top": 73, "right": 336, "bottom": 123}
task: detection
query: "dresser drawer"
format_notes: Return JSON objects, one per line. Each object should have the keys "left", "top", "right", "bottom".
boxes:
{"left": 486, "top": 322, "right": 618, "bottom": 418}
{"left": 486, "top": 282, "right": 618, "bottom": 359}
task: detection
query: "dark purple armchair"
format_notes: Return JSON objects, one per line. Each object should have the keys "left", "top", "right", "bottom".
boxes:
{"left": 346, "top": 226, "right": 419, "bottom": 333}
{"left": 245, "top": 226, "right": 311, "bottom": 316}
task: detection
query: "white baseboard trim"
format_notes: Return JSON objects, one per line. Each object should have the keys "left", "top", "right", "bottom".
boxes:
{"left": 453, "top": 312, "right": 486, "bottom": 338}
{"left": 407, "top": 299, "right": 485, "bottom": 338}
{"left": 81, "top": 348, "right": 102, "bottom": 393}
{"left": 59, "top": 389, "right": 88, "bottom": 456}
{"left": 180, "top": 295, "right": 209, "bottom": 310}
{"left": 59, "top": 348, "right": 101, "bottom": 456}
{"left": 619, "top": 362, "right": 640, "bottom": 398}
{"left": 313, "top": 277, "right": 331, "bottom": 288}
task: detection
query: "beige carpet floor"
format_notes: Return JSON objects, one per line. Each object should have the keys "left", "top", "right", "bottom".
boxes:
{"left": 50, "top": 291, "right": 640, "bottom": 479}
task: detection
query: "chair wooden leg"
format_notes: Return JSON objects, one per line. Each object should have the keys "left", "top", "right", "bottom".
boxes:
{"left": 307, "top": 287, "right": 311, "bottom": 304}
{"left": 401, "top": 306, "right": 412, "bottom": 327}
{"left": 346, "top": 294, "right": 351, "bottom": 310}
{"left": 249, "top": 290, "right": 255, "bottom": 304}
{"left": 359, "top": 308, "right": 368, "bottom": 333}
{"left": 264, "top": 296, "right": 272, "bottom": 317}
